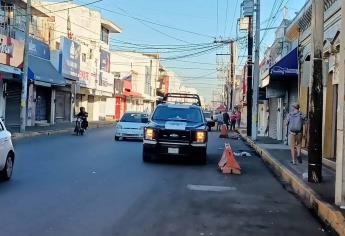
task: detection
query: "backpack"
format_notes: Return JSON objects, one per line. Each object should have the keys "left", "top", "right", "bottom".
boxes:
{"left": 288, "top": 112, "right": 304, "bottom": 133}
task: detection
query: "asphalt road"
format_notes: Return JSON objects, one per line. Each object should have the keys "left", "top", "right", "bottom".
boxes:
{"left": 0, "top": 128, "right": 329, "bottom": 236}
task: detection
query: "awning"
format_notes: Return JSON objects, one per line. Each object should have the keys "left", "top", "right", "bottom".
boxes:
{"left": 270, "top": 47, "right": 298, "bottom": 78}
{"left": 28, "top": 55, "right": 66, "bottom": 86}
{"left": 123, "top": 91, "right": 142, "bottom": 97}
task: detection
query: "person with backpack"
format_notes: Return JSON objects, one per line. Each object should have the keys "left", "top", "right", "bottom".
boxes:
{"left": 286, "top": 104, "right": 305, "bottom": 165}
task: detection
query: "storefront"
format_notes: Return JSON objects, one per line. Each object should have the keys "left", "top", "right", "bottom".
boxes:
{"left": 25, "top": 36, "right": 66, "bottom": 125}
{"left": 264, "top": 47, "right": 299, "bottom": 141}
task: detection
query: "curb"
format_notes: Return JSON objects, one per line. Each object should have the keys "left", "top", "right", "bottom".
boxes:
{"left": 239, "top": 132, "right": 345, "bottom": 235}
{"left": 11, "top": 123, "right": 114, "bottom": 141}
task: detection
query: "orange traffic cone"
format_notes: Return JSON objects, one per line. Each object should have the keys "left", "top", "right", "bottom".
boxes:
{"left": 218, "top": 143, "right": 241, "bottom": 174}
{"left": 219, "top": 124, "right": 229, "bottom": 138}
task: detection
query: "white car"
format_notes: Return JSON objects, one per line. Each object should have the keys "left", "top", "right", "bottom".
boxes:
{"left": 115, "top": 112, "right": 149, "bottom": 141}
{"left": 0, "top": 119, "right": 14, "bottom": 181}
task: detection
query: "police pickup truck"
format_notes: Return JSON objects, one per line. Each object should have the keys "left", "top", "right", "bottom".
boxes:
{"left": 143, "top": 93, "right": 208, "bottom": 164}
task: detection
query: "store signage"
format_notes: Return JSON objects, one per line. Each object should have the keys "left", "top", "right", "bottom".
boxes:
{"left": 98, "top": 71, "right": 114, "bottom": 93}
{"left": 100, "top": 49, "right": 110, "bottom": 72}
{"left": 28, "top": 37, "right": 50, "bottom": 60}
{"left": 60, "top": 37, "right": 80, "bottom": 80}
{"left": 0, "top": 34, "right": 24, "bottom": 68}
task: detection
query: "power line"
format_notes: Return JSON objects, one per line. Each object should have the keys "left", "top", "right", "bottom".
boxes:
{"left": 229, "top": 0, "right": 239, "bottom": 36}
{"left": 223, "top": 0, "right": 229, "bottom": 36}
{"left": 76, "top": 0, "right": 214, "bottom": 39}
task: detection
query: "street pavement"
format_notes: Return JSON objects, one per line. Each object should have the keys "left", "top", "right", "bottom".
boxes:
{"left": 0, "top": 128, "right": 330, "bottom": 236}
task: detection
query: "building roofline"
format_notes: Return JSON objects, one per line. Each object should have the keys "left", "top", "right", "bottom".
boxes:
{"left": 101, "top": 18, "right": 122, "bottom": 33}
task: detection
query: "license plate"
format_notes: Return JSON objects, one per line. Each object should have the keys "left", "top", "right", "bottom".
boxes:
{"left": 168, "top": 148, "right": 179, "bottom": 154}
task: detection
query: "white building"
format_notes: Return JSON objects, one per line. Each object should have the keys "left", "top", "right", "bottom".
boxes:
{"left": 41, "top": 2, "right": 122, "bottom": 121}
{"left": 110, "top": 51, "right": 159, "bottom": 114}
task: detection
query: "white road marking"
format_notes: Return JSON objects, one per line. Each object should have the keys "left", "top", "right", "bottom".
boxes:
{"left": 187, "top": 184, "right": 236, "bottom": 192}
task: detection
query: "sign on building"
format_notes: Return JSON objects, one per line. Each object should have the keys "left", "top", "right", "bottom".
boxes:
{"left": 242, "top": 0, "right": 254, "bottom": 17}
{"left": 0, "top": 34, "right": 24, "bottom": 68}
{"left": 100, "top": 49, "right": 110, "bottom": 72}
{"left": 60, "top": 37, "right": 81, "bottom": 80}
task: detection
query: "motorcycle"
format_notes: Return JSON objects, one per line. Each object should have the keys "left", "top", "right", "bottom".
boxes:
{"left": 75, "top": 117, "right": 85, "bottom": 136}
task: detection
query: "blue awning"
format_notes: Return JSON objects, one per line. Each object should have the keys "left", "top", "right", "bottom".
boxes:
{"left": 270, "top": 47, "right": 298, "bottom": 78}
{"left": 28, "top": 55, "right": 66, "bottom": 86}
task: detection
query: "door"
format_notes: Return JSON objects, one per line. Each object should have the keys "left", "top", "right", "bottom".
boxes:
{"left": 55, "top": 91, "right": 71, "bottom": 122}
{"left": 268, "top": 98, "right": 278, "bottom": 139}
{"left": 4, "top": 81, "right": 21, "bottom": 130}
{"left": 115, "top": 97, "right": 121, "bottom": 120}
{"left": 332, "top": 84, "right": 338, "bottom": 159}
{"left": 99, "top": 98, "right": 106, "bottom": 120}
{"left": 87, "top": 95, "right": 94, "bottom": 121}
{"left": 35, "top": 86, "right": 51, "bottom": 122}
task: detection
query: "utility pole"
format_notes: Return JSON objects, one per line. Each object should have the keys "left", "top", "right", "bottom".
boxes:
{"left": 308, "top": 0, "right": 323, "bottom": 183}
{"left": 246, "top": 16, "right": 253, "bottom": 136}
{"left": 20, "top": 0, "right": 31, "bottom": 132}
{"left": 335, "top": 0, "right": 345, "bottom": 206}
{"left": 230, "top": 41, "right": 234, "bottom": 110}
{"left": 252, "top": 0, "right": 260, "bottom": 140}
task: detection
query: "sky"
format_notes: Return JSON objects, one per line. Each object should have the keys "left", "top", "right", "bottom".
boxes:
{"left": 48, "top": 0, "right": 307, "bottom": 102}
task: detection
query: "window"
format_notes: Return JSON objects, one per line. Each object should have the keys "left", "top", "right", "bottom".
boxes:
{"left": 101, "top": 26, "right": 109, "bottom": 44}
{"left": 82, "top": 53, "right": 87, "bottom": 62}
{"left": 89, "top": 49, "right": 93, "bottom": 60}
{"left": 120, "top": 113, "right": 148, "bottom": 123}
{"left": 152, "top": 106, "right": 202, "bottom": 123}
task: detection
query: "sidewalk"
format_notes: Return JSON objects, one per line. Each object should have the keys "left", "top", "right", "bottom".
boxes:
{"left": 10, "top": 120, "right": 115, "bottom": 141}
{"left": 239, "top": 130, "right": 345, "bottom": 235}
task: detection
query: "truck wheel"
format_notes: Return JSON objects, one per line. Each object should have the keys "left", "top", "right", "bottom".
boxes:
{"left": 198, "top": 149, "right": 207, "bottom": 165}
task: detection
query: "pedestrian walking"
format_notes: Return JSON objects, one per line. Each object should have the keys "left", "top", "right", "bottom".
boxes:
{"left": 235, "top": 110, "right": 241, "bottom": 128}
{"left": 230, "top": 111, "right": 237, "bottom": 131}
{"left": 223, "top": 111, "right": 230, "bottom": 130}
{"left": 216, "top": 112, "right": 223, "bottom": 131}
{"left": 286, "top": 104, "right": 306, "bottom": 165}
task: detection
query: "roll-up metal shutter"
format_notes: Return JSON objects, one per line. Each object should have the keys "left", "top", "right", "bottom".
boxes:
{"left": 5, "top": 81, "right": 21, "bottom": 130}
{"left": 55, "top": 91, "right": 71, "bottom": 122}
{"left": 87, "top": 95, "right": 94, "bottom": 121}
{"left": 268, "top": 98, "right": 278, "bottom": 139}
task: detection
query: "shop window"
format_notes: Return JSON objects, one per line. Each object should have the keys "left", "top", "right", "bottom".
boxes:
{"left": 89, "top": 49, "right": 93, "bottom": 60}
{"left": 101, "top": 26, "right": 109, "bottom": 44}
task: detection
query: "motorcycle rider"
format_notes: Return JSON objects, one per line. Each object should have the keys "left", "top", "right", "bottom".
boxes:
{"left": 75, "top": 107, "right": 88, "bottom": 131}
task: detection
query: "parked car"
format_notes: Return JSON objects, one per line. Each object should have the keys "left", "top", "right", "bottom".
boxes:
{"left": 115, "top": 112, "right": 149, "bottom": 141}
{"left": 0, "top": 119, "right": 15, "bottom": 181}
{"left": 203, "top": 111, "right": 215, "bottom": 131}
{"left": 143, "top": 93, "right": 208, "bottom": 164}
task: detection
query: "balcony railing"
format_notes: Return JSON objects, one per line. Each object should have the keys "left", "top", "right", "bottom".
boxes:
{"left": 0, "top": 5, "right": 48, "bottom": 43}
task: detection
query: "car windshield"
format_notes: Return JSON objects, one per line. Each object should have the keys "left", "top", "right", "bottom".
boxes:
{"left": 120, "top": 113, "right": 148, "bottom": 123}
{"left": 203, "top": 112, "right": 211, "bottom": 119}
{"left": 152, "top": 106, "right": 203, "bottom": 123}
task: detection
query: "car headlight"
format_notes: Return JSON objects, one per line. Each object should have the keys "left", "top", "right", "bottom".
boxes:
{"left": 195, "top": 131, "right": 206, "bottom": 143}
{"left": 145, "top": 128, "right": 155, "bottom": 140}
{"left": 116, "top": 124, "right": 123, "bottom": 129}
